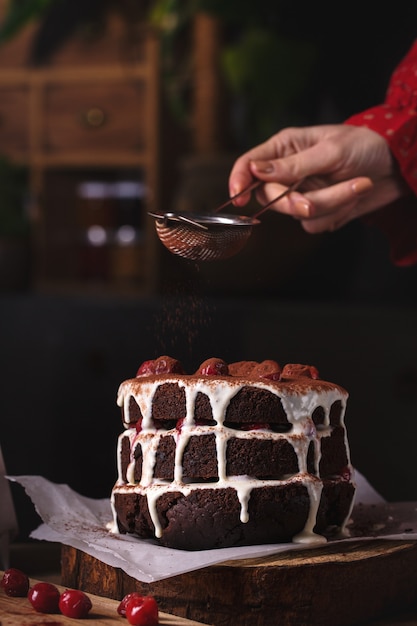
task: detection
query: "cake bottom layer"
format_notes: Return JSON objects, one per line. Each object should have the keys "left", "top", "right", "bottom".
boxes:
{"left": 112, "top": 478, "right": 355, "bottom": 551}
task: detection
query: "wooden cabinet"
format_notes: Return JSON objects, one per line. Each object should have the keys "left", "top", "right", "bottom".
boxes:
{"left": 0, "top": 85, "right": 30, "bottom": 152}
{"left": 0, "top": 4, "right": 161, "bottom": 294}
{"left": 43, "top": 80, "right": 148, "bottom": 153}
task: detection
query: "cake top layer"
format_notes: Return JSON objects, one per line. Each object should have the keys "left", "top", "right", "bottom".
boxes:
{"left": 117, "top": 356, "right": 348, "bottom": 429}
{"left": 120, "top": 355, "right": 347, "bottom": 394}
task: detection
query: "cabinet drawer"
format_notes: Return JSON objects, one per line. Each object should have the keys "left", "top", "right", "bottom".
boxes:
{"left": 43, "top": 81, "right": 148, "bottom": 152}
{"left": 0, "top": 86, "right": 30, "bottom": 153}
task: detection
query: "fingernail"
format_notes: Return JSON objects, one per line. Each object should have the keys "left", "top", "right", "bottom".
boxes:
{"left": 292, "top": 199, "right": 312, "bottom": 218}
{"left": 251, "top": 159, "right": 274, "bottom": 174}
{"left": 352, "top": 178, "right": 372, "bottom": 195}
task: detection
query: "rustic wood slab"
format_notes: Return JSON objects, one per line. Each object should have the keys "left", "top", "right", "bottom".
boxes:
{"left": 61, "top": 540, "right": 417, "bottom": 626}
{"left": 0, "top": 571, "right": 209, "bottom": 625}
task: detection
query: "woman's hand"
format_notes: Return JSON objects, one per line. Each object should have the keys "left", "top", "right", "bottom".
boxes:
{"left": 229, "top": 124, "right": 410, "bottom": 233}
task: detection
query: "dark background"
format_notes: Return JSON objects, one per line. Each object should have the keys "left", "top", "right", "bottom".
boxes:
{"left": 2, "top": 2, "right": 417, "bottom": 539}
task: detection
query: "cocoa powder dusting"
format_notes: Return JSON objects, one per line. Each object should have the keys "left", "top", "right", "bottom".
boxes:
{"left": 153, "top": 264, "right": 214, "bottom": 366}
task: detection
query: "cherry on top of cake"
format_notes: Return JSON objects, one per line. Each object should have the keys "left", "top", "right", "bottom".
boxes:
{"left": 135, "top": 355, "right": 320, "bottom": 382}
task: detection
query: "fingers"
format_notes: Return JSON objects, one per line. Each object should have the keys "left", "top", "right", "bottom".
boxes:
{"left": 228, "top": 132, "right": 298, "bottom": 203}
{"left": 228, "top": 124, "right": 378, "bottom": 213}
{"left": 249, "top": 139, "right": 340, "bottom": 183}
{"left": 228, "top": 170, "right": 253, "bottom": 204}
{"left": 264, "top": 176, "right": 373, "bottom": 232}
{"left": 295, "top": 177, "right": 373, "bottom": 218}
{"left": 300, "top": 202, "right": 359, "bottom": 234}
{"left": 229, "top": 143, "right": 339, "bottom": 207}
{"left": 255, "top": 186, "right": 313, "bottom": 219}
{"left": 229, "top": 153, "right": 301, "bottom": 205}
{"left": 302, "top": 178, "right": 374, "bottom": 233}
{"left": 228, "top": 140, "right": 277, "bottom": 204}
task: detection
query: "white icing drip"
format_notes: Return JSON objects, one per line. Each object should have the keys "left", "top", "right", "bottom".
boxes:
{"left": 339, "top": 468, "right": 357, "bottom": 537}
{"left": 117, "top": 430, "right": 137, "bottom": 485}
{"left": 342, "top": 419, "right": 353, "bottom": 468}
{"left": 144, "top": 483, "right": 194, "bottom": 538}
{"left": 215, "top": 429, "right": 228, "bottom": 482}
{"left": 183, "top": 384, "right": 196, "bottom": 427}
{"left": 139, "top": 432, "right": 161, "bottom": 486}
{"left": 232, "top": 477, "right": 252, "bottom": 523}
{"left": 138, "top": 383, "right": 157, "bottom": 429}
{"left": 126, "top": 430, "right": 139, "bottom": 484}
{"left": 126, "top": 460, "right": 136, "bottom": 485}
{"left": 146, "top": 488, "right": 164, "bottom": 538}
{"left": 280, "top": 388, "right": 345, "bottom": 426}
{"left": 339, "top": 397, "right": 348, "bottom": 426}
{"left": 314, "top": 438, "right": 322, "bottom": 476}
{"left": 174, "top": 427, "right": 189, "bottom": 483}
{"left": 108, "top": 491, "right": 119, "bottom": 533}
{"left": 292, "top": 477, "right": 327, "bottom": 544}
{"left": 116, "top": 432, "right": 125, "bottom": 484}
{"left": 289, "top": 435, "right": 310, "bottom": 474}
{"left": 114, "top": 376, "right": 353, "bottom": 544}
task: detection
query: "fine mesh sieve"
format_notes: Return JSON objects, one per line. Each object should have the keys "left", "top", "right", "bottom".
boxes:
{"left": 149, "top": 180, "right": 301, "bottom": 262}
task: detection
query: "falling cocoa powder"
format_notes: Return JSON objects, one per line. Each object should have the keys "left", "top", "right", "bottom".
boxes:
{"left": 152, "top": 263, "right": 214, "bottom": 367}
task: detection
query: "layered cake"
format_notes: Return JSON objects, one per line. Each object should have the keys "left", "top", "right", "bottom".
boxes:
{"left": 111, "top": 356, "right": 355, "bottom": 550}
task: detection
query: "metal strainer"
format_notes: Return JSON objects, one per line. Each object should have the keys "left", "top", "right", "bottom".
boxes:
{"left": 149, "top": 180, "right": 301, "bottom": 262}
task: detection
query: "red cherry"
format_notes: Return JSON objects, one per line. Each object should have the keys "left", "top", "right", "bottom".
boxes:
{"left": 59, "top": 589, "right": 92, "bottom": 619}
{"left": 340, "top": 466, "right": 352, "bottom": 481}
{"left": 136, "top": 359, "right": 155, "bottom": 376}
{"left": 197, "top": 358, "right": 229, "bottom": 376}
{"left": 1, "top": 568, "right": 29, "bottom": 597}
{"left": 176, "top": 417, "right": 185, "bottom": 431}
{"left": 155, "top": 356, "right": 184, "bottom": 375}
{"left": 309, "top": 366, "right": 320, "bottom": 379}
{"left": 124, "top": 594, "right": 159, "bottom": 626}
{"left": 136, "top": 356, "right": 184, "bottom": 377}
{"left": 262, "top": 372, "right": 281, "bottom": 380}
{"left": 135, "top": 418, "right": 143, "bottom": 433}
{"left": 241, "top": 422, "right": 271, "bottom": 431}
{"left": 118, "top": 592, "right": 145, "bottom": 616}
{"left": 28, "top": 582, "right": 60, "bottom": 613}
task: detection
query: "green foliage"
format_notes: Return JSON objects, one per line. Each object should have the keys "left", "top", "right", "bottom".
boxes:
{"left": 0, "top": 0, "right": 55, "bottom": 43}
{"left": 222, "top": 29, "right": 317, "bottom": 144}
{"left": 149, "top": 0, "right": 318, "bottom": 145}
{"left": 149, "top": 0, "right": 196, "bottom": 123}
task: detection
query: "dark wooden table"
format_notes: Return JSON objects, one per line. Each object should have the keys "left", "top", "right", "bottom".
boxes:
{"left": 7, "top": 541, "right": 417, "bottom": 626}
{"left": 61, "top": 540, "right": 417, "bottom": 626}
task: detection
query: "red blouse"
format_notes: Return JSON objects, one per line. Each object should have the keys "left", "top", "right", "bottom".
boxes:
{"left": 345, "top": 40, "right": 417, "bottom": 266}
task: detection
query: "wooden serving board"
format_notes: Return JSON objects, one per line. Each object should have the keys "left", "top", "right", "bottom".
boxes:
{"left": 0, "top": 572, "right": 209, "bottom": 625}
{"left": 61, "top": 541, "right": 417, "bottom": 626}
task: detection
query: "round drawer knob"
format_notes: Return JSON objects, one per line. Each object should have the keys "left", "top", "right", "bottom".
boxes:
{"left": 82, "top": 107, "right": 106, "bottom": 128}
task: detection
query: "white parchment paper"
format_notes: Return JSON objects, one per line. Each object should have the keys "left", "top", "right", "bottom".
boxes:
{"left": 7, "top": 472, "right": 417, "bottom": 583}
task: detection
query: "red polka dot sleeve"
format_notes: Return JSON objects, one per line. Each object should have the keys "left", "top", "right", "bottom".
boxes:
{"left": 345, "top": 39, "right": 417, "bottom": 266}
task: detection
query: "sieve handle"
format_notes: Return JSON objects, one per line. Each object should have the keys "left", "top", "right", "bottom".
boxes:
{"left": 252, "top": 180, "right": 304, "bottom": 219}
{"left": 214, "top": 180, "right": 263, "bottom": 213}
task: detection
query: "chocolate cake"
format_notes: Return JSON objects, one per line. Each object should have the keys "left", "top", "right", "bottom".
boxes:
{"left": 111, "top": 356, "right": 355, "bottom": 551}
